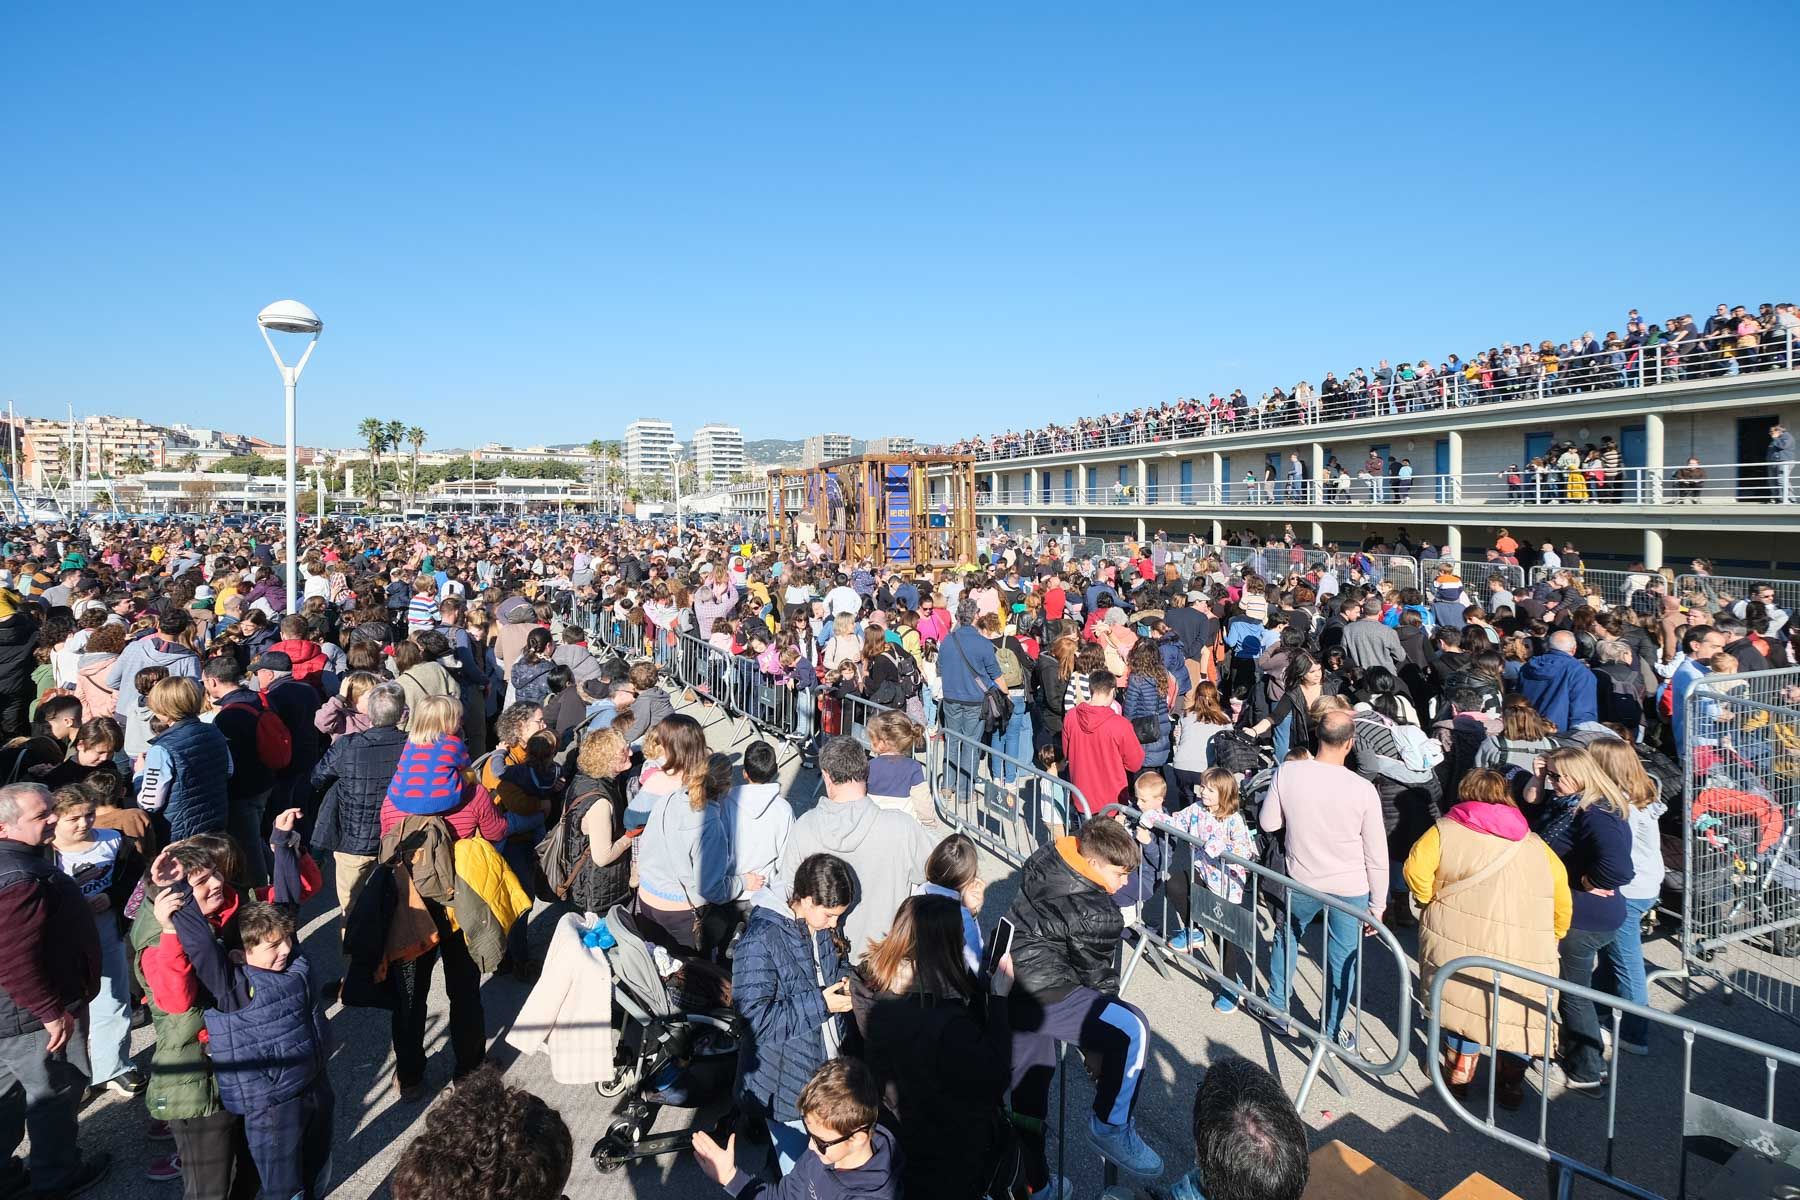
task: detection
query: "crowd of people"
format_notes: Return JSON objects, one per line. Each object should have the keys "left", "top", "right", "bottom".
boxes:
{"left": 929, "top": 300, "right": 1800, "bottom": 461}
{"left": 0, "top": 506, "right": 1787, "bottom": 1200}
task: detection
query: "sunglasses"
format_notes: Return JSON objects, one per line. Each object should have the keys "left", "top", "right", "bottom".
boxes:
{"left": 808, "top": 1124, "right": 871, "bottom": 1153}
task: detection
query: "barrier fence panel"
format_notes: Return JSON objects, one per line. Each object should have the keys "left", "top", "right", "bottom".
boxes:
{"left": 1065, "top": 535, "right": 1105, "bottom": 562}
{"left": 1426, "top": 954, "right": 1800, "bottom": 1200}
{"left": 1361, "top": 552, "right": 1419, "bottom": 592}
{"left": 1429, "top": 559, "right": 1526, "bottom": 594}
{"left": 1528, "top": 565, "right": 1651, "bottom": 609}
{"left": 837, "top": 693, "right": 890, "bottom": 752}
{"left": 1678, "top": 667, "right": 1800, "bottom": 1025}
{"left": 1105, "top": 802, "right": 1414, "bottom": 1110}
{"left": 1677, "top": 574, "right": 1800, "bottom": 619}
{"left": 928, "top": 723, "right": 1089, "bottom": 869}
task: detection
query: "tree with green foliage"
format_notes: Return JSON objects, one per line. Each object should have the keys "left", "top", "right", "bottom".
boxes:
{"left": 176, "top": 451, "right": 201, "bottom": 472}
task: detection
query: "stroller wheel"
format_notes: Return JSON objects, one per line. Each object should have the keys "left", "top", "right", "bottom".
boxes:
{"left": 596, "top": 1064, "right": 637, "bottom": 1099}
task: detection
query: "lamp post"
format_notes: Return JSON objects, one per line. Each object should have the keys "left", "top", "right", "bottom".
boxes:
{"left": 256, "top": 300, "right": 322, "bottom": 607}
{"left": 670, "top": 446, "right": 683, "bottom": 539}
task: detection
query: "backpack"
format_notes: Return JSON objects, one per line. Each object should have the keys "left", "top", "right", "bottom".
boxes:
{"left": 533, "top": 784, "right": 586, "bottom": 903}
{"left": 994, "top": 644, "right": 1026, "bottom": 691}
{"left": 223, "top": 694, "right": 293, "bottom": 771}
{"left": 891, "top": 650, "right": 924, "bottom": 701}
{"left": 1208, "top": 728, "right": 1267, "bottom": 774}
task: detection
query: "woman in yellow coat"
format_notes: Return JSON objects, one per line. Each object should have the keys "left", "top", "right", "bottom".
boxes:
{"left": 1405, "top": 769, "right": 1570, "bottom": 1109}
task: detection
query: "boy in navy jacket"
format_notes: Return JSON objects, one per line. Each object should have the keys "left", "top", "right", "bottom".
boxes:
{"left": 693, "top": 1058, "right": 899, "bottom": 1200}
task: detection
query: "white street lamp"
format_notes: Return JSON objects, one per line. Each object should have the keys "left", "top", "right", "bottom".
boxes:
{"left": 670, "top": 446, "right": 683, "bottom": 539}
{"left": 256, "top": 300, "right": 321, "bottom": 607}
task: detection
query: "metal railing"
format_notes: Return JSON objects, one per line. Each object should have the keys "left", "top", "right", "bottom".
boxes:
{"left": 1106, "top": 801, "right": 1415, "bottom": 1110}
{"left": 1426, "top": 954, "right": 1800, "bottom": 1200}
{"left": 928, "top": 723, "right": 1090, "bottom": 868}
{"left": 1673, "top": 667, "right": 1800, "bottom": 1026}
{"left": 978, "top": 459, "right": 1800, "bottom": 510}
{"left": 1210, "top": 546, "right": 1419, "bottom": 591}
{"left": 1528, "top": 566, "right": 1660, "bottom": 610}
{"left": 1429, "top": 559, "right": 1527, "bottom": 595}
{"left": 934, "top": 331, "right": 1798, "bottom": 463}
{"left": 1677, "top": 574, "right": 1800, "bottom": 619}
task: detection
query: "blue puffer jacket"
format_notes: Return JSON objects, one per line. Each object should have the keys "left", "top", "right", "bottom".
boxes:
{"left": 200, "top": 952, "right": 329, "bottom": 1114}
{"left": 311, "top": 725, "right": 409, "bottom": 856}
{"left": 1120, "top": 673, "right": 1171, "bottom": 768}
{"left": 153, "top": 719, "right": 232, "bottom": 842}
{"left": 732, "top": 903, "right": 848, "bottom": 1122}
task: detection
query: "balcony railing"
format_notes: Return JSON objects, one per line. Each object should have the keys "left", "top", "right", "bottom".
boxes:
{"left": 947, "top": 333, "right": 1798, "bottom": 463}
{"left": 976, "top": 459, "right": 1800, "bottom": 509}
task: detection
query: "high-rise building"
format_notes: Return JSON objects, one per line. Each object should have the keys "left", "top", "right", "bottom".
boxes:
{"left": 802, "top": 433, "right": 853, "bottom": 466}
{"left": 623, "top": 418, "right": 676, "bottom": 479}
{"left": 691, "top": 424, "right": 745, "bottom": 487}
{"left": 866, "top": 436, "right": 915, "bottom": 455}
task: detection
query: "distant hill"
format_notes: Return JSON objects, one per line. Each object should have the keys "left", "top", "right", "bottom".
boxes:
{"left": 743, "top": 437, "right": 867, "bottom": 466}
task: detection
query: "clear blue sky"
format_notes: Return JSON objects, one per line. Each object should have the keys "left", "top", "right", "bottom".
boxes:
{"left": 3, "top": 6, "right": 1795, "bottom": 452}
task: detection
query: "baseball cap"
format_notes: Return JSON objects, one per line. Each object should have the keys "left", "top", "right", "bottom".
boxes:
{"left": 247, "top": 650, "right": 293, "bottom": 673}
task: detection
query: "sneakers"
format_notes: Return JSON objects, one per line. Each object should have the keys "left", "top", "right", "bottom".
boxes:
{"left": 1166, "top": 929, "right": 1196, "bottom": 952}
{"left": 38, "top": 1153, "right": 111, "bottom": 1199}
{"left": 146, "top": 1120, "right": 173, "bottom": 1143}
{"left": 1087, "top": 1113, "right": 1163, "bottom": 1178}
{"left": 1618, "top": 1039, "right": 1650, "bottom": 1057}
{"left": 1031, "top": 1175, "right": 1073, "bottom": 1200}
{"left": 146, "top": 1152, "right": 181, "bottom": 1183}
{"left": 1335, "top": 1026, "right": 1358, "bottom": 1054}
{"left": 1547, "top": 1061, "right": 1604, "bottom": 1091}
{"left": 1213, "top": 993, "right": 1238, "bottom": 1014}
{"left": 106, "top": 1068, "right": 146, "bottom": 1096}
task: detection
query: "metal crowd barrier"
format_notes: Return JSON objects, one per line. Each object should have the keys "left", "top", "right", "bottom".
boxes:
{"left": 1431, "top": 558, "right": 1526, "bottom": 595}
{"left": 1105, "top": 802, "right": 1414, "bottom": 1111}
{"left": 1672, "top": 667, "right": 1800, "bottom": 1025}
{"left": 1677, "top": 573, "right": 1800, "bottom": 619}
{"left": 1426, "top": 955, "right": 1800, "bottom": 1200}
{"left": 927, "top": 723, "right": 1088, "bottom": 869}
{"left": 1528, "top": 565, "right": 1654, "bottom": 610}
{"left": 836, "top": 692, "right": 889, "bottom": 751}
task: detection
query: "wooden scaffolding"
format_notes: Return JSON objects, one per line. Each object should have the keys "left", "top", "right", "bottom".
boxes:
{"left": 767, "top": 453, "right": 977, "bottom": 568}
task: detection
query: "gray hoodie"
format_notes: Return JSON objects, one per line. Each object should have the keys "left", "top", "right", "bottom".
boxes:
{"left": 721, "top": 781, "right": 793, "bottom": 890}
{"left": 773, "top": 793, "right": 938, "bottom": 955}
{"left": 106, "top": 633, "right": 202, "bottom": 722}
{"left": 636, "top": 787, "right": 743, "bottom": 908}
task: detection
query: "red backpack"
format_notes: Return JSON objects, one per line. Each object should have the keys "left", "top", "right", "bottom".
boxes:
{"left": 224, "top": 693, "right": 293, "bottom": 771}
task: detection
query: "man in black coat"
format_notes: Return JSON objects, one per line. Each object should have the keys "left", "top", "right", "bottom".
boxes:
{"left": 0, "top": 783, "right": 109, "bottom": 1196}
{"left": 0, "top": 592, "right": 39, "bottom": 743}
{"left": 311, "top": 682, "right": 409, "bottom": 933}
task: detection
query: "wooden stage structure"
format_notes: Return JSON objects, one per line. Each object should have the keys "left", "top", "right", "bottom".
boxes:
{"left": 767, "top": 452, "right": 977, "bottom": 568}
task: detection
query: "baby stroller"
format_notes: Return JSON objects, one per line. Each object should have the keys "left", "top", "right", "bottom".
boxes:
{"left": 1689, "top": 781, "right": 1800, "bottom": 959}
{"left": 590, "top": 905, "right": 748, "bottom": 1172}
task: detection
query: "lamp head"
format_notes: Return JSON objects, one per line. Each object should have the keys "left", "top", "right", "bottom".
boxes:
{"left": 257, "top": 300, "right": 322, "bottom": 335}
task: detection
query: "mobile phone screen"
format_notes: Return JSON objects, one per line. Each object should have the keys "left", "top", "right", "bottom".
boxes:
{"left": 983, "top": 916, "right": 1016, "bottom": 977}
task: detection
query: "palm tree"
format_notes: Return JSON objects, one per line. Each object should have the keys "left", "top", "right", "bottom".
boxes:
{"left": 587, "top": 439, "right": 605, "bottom": 509}
{"left": 176, "top": 451, "right": 201, "bottom": 472}
{"left": 118, "top": 453, "right": 151, "bottom": 475}
{"left": 357, "top": 418, "right": 386, "bottom": 489}
{"left": 405, "top": 425, "right": 426, "bottom": 508}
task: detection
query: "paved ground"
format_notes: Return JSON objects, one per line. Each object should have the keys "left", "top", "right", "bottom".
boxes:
{"left": 61, "top": 695, "right": 1800, "bottom": 1198}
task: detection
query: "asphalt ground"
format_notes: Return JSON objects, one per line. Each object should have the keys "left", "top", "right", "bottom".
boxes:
{"left": 54, "top": 693, "right": 1800, "bottom": 1199}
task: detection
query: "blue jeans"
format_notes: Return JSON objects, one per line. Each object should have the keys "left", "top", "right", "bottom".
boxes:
{"left": 1595, "top": 895, "right": 1655, "bottom": 1048}
{"left": 1267, "top": 891, "right": 1368, "bottom": 1040}
{"left": 1558, "top": 926, "right": 1614, "bottom": 1083}
{"left": 920, "top": 682, "right": 940, "bottom": 731}
{"left": 942, "top": 699, "right": 986, "bottom": 800}
{"left": 990, "top": 694, "right": 1030, "bottom": 783}
{"left": 500, "top": 840, "right": 539, "bottom": 965}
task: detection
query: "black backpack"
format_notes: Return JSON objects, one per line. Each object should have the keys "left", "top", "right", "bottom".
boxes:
{"left": 1208, "top": 728, "right": 1268, "bottom": 774}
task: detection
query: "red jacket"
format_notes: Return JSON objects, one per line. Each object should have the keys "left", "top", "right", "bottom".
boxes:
{"left": 1061, "top": 702, "right": 1145, "bottom": 816}
{"left": 270, "top": 638, "right": 328, "bottom": 690}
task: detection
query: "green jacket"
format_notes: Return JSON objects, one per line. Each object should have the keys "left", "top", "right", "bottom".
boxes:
{"left": 129, "top": 899, "right": 221, "bottom": 1121}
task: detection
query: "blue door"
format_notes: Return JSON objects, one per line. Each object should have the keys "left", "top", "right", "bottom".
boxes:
{"left": 1062, "top": 469, "right": 1073, "bottom": 505}
{"left": 1525, "top": 431, "right": 1552, "bottom": 463}
{"left": 1435, "top": 438, "right": 1450, "bottom": 502}
{"left": 1180, "top": 459, "right": 1193, "bottom": 504}
{"left": 1620, "top": 424, "right": 1646, "bottom": 501}
{"left": 1146, "top": 464, "right": 1159, "bottom": 499}
{"left": 1220, "top": 455, "right": 1231, "bottom": 505}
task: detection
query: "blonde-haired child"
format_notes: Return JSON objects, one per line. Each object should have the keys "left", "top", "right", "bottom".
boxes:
{"left": 384, "top": 695, "right": 471, "bottom": 815}
{"left": 1152, "top": 767, "right": 1257, "bottom": 1012}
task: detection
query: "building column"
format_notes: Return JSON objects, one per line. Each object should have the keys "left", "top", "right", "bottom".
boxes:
{"left": 1077, "top": 515, "right": 1088, "bottom": 536}
{"left": 1028, "top": 514, "right": 1039, "bottom": 536}
{"left": 1445, "top": 524, "right": 1462, "bottom": 559}
{"left": 1077, "top": 463, "right": 1090, "bottom": 506}
{"left": 989, "top": 470, "right": 1001, "bottom": 504}
{"left": 1644, "top": 528, "right": 1664, "bottom": 570}
{"left": 1210, "top": 451, "right": 1224, "bottom": 505}
{"left": 1645, "top": 412, "right": 1665, "bottom": 504}
{"left": 1211, "top": 518, "right": 1223, "bottom": 545}
{"left": 1136, "top": 457, "right": 1148, "bottom": 503}
{"left": 1310, "top": 521, "right": 1325, "bottom": 546}
{"left": 1310, "top": 442, "right": 1325, "bottom": 505}
{"left": 1447, "top": 430, "right": 1464, "bottom": 503}
{"left": 1136, "top": 516, "right": 1147, "bottom": 542}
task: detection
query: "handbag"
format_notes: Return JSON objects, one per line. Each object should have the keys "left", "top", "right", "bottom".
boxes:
{"left": 947, "top": 630, "right": 1010, "bottom": 737}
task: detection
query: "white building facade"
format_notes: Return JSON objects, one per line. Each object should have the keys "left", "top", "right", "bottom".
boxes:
{"left": 624, "top": 419, "right": 676, "bottom": 480}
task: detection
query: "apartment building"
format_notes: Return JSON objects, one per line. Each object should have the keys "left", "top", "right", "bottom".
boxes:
{"left": 691, "top": 423, "right": 745, "bottom": 487}
{"left": 802, "top": 432, "right": 853, "bottom": 466}
{"left": 867, "top": 436, "right": 916, "bottom": 455}
{"left": 624, "top": 418, "right": 677, "bottom": 479}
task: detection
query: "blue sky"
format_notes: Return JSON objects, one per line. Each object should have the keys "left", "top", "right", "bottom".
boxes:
{"left": 3, "top": 5, "right": 1795, "bottom": 452}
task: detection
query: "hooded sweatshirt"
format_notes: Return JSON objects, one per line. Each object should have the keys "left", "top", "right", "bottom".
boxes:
{"left": 636, "top": 788, "right": 744, "bottom": 908}
{"left": 773, "top": 793, "right": 937, "bottom": 955}
{"left": 721, "top": 781, "right": 793, "bottom": 892}
{"left": 107, "top": 633, "right": 202, "bottom": 722}
{"left": 269, "top": 638, "right": 328, "bottom": 691}
{"left": 723, "top": 1123, "right": 901, "bottom": 1200}
{"left": 1061, "top": 701, "right": 1144, "bottom": 816}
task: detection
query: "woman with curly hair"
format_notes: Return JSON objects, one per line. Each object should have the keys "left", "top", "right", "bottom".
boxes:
{"left": 390, "top": 1066, "right": 571, "bottom": 1200}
